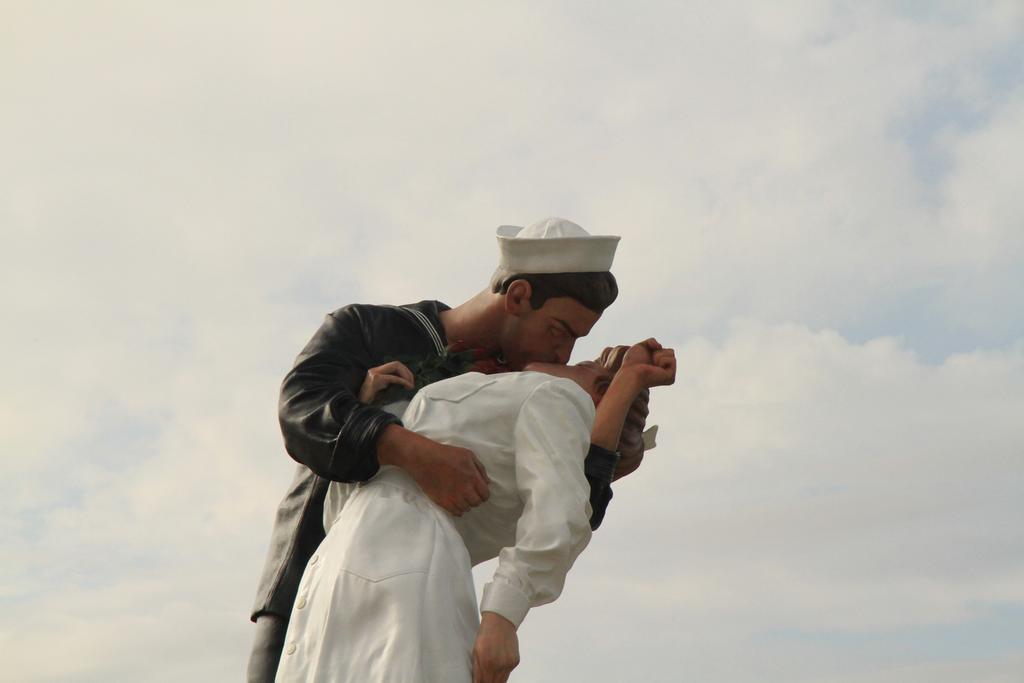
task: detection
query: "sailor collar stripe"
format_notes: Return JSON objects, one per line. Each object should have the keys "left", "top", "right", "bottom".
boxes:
{"left": 403, "top": 306, "right": 446, "bottom": 355}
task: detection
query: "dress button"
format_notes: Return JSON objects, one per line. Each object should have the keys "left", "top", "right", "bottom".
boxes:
{"left": 310, "top": 554, "right": 319, "bottom": 566}
{"left": 296, "top": 596, "right": 307, "bottom": 609}
{"left": 286, "top": 643, "right": 297, "bottom": 655}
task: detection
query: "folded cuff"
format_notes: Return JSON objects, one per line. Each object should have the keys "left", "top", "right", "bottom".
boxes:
{"left": 480, "top": 580, "right": 531, "bottom": 628}
{"left": 330, "top": 405, "right": 403, "bottom": 481}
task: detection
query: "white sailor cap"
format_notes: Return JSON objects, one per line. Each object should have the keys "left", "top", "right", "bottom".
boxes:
{"left": 496, "top": 217, "right": 620, "bottom": 274}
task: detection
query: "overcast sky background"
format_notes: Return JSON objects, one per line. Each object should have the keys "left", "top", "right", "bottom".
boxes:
{"left": 3, "top": 2, "right": 1023, "bottom": 681}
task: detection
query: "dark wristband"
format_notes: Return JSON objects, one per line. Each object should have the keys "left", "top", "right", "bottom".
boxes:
{"left": 584, "top": 443, "right": 619, "bottom": 530}
{"left": 584, "top": 443, "right": 620, "bottom": 485}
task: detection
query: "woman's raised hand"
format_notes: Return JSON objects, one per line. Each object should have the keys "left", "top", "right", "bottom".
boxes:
{"left": 620, "top": 338, "right": 676, "bottom": 389}
{"left": 358, "top": 360, "right": 416, "bottom": 403}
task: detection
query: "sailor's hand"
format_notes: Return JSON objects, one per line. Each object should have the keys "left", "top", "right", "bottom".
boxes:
{"left": 358, "top": 361, "right": 415, "bottom": 403}
{"left": 377, "top": 426, "right": 490, "bottom": 516}
{"left": 473, "top": 612, "right": 520, "bottom": 683}
{"left": 417, "top": 441, "right": 491, "bottom": 516}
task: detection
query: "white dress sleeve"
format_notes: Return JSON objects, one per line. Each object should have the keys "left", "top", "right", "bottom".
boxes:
{"left": 479, "top": 378, "right": 596, "bottom": 628}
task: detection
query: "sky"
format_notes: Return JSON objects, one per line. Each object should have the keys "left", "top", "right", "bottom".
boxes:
{"left": 2, "top": 1, "right": 1023, "bottom": 681}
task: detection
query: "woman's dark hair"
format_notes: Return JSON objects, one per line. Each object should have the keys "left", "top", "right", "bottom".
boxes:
{"left": 489, "top": 268, "right": 619, "bottom": 314}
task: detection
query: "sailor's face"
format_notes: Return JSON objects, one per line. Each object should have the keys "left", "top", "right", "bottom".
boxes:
{"left": 521, "top": 360, "right": 614, "bottom": 405}
{"left": 504, "top": 296, "right": 601, "bottom": 369}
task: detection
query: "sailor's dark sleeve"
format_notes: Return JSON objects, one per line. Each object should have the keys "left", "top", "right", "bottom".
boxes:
{"left": 584, "top": 444, "right": 619, "bottom": 530}
{"left": 278, "top": 307, "right": 401, "bottom": 482}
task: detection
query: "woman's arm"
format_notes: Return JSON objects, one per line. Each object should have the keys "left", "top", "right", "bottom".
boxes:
{"left": 592, "top": 338, "right": 676, "bottom": 452}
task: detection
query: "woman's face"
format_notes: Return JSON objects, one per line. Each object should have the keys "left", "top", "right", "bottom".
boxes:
{"left": 521, "top": 360, "right": 614, "bottom": 406}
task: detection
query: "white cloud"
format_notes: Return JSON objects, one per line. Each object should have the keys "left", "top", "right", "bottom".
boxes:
{"left": 2, "top": 1, "right": 1022, "bottom": 681}
{"left": 5, "top": 318, "right": 1022, "bottom": 681}
{"left": 488, "top": 323, "right": 1024, "bottom": 681}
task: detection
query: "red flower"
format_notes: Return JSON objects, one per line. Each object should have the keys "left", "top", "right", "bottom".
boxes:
{"left": 450, "top": 339, "right": 507, "bottom": 374}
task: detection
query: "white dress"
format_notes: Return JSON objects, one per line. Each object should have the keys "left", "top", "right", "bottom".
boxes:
{"left": 275, "top": 372, "right": 596, "bottom": 683}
